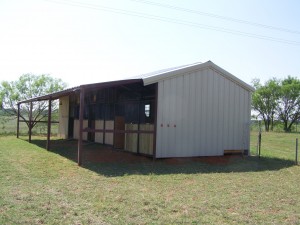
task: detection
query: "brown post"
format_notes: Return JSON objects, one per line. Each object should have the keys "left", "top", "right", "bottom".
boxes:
{"left": 29, "top": 101, "right": 33, "bottom": 143}
{"left": 152, "top": 83, "right": 158, "bottom": 160}
{"left": 296, "top": 138, "right": 298, "bottom": 165}
{"left": 17, "top": 103, "right": 20, "bottom": 138}
{"left": 78, "top": 87, "right": 85, "bottom": 166}
{"left": 46, "top": 98, "right": 52, "bottom": 150}
{"left": 137, "top": 99, "right": 141, "bottom": 154}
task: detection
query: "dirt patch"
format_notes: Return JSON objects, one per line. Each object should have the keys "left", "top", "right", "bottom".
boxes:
{"left": 49, "top": 140, "right": 243, "bottom": 165}
{"left": 83, "top": 145, "right": 152, "bottom": 163}
{"left": 162, "top": 155, "right": 242, "bottom": 165}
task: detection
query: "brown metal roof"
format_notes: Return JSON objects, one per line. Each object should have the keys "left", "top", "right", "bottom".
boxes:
{"left": 18, "top": 79, "right": 142, "bottom": 104}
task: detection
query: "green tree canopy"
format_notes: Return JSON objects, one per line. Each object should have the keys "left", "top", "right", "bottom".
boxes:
{"left": 0, "top": 74, "right": 67, "bottom": 129}
{"left": 277, "top": 76, "right": 300, "bottom": 132}
{"left": 252, "top": 76, "right": 300, "bottom": 132}
{"left": 251, "top": 78, "right": 280, "bottom": 132}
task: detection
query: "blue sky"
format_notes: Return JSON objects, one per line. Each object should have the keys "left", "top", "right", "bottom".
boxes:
{"left": 0, "top": 0, "right": 300, "bottom": 87}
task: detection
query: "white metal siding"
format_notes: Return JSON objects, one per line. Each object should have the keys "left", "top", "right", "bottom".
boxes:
{"left": 155, "top": 68, "right": 251, "bottom": 158}
{"left": 58, "top": 96, "right": 69, "bottom": 139}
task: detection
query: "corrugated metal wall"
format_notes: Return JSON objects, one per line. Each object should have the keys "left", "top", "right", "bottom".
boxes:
{"left": 156, "top": 68, "right": 251, "bottom": 158}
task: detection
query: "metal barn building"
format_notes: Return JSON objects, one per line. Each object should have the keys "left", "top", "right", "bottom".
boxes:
{"left": 17, "top": 61, "right": 254, "bottom": 165}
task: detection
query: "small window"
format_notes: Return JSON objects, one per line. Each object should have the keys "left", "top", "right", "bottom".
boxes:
{"left": 145, "top": 104, "right": 150, "bottom": 117}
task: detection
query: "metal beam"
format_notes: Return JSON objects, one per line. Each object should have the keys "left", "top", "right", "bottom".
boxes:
{"left": 78, "top": 87, "right": 85, "bottom": 166}
{"left": 46, "top": 98, "right": 52, "bottom": 150}
{"left": 152, "top": 83, "right": 158, "bottom": 159}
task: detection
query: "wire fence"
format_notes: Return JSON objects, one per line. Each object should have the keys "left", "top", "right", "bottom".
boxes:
{"left": 250, "top": 127, "right": 299, "bottom": 165}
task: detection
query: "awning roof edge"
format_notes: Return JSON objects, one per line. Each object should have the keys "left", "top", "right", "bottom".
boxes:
{"left": 18, "top": 79, "right": 143, "bottom": 104}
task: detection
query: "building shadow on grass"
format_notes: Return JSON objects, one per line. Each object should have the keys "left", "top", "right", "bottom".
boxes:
{"left": 28, "top": 138, "right": 296, "bottom": 177}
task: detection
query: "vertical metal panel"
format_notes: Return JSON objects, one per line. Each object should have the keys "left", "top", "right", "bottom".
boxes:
{"left": 223, "top": 78, "right": 230, "bottom": 150}
{"left": 152, "top": 83, "right": 158, "bottom": 159}
{"left": 189, "top": 73, "right": 196, "bottom": 154}
{"left": 155, "top": 82, "right": 164, "bottom": 157}
{"left": 175, "top": 75, "right": 184, "bottom": 156}
{"left": 201, "top": 70, "right": 209, "bottom": 155}
{"left": 194, "top": 72, "right": 202, "bottom": 154}
{"left": 217, "top": 74, "right": 224, "bottom": 153}
{"left": 182, "top": 74, "right": 190, "bottom": 155}
{"left": 156, "top": 67, "right": 252, "bottom": 158}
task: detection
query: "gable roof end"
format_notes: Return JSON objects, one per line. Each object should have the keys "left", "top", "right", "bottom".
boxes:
{"left": 142, "top": 61, "right": 255, "bottom": 92}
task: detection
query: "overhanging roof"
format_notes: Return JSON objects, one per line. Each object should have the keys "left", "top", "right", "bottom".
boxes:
{"left": 19, "top": 60, "right": 254, "bottom": 104}
{"left": 18, "top": 79, "right": 142, "bottom": 104}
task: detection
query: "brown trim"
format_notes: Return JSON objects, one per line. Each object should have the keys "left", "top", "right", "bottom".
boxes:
{"left": 81, "top": 79, "right": 142, "bottom": 90}
{"left": 46, "top": 98, "right": 52, "bottom": 151}
{"left": 83, "top": 128, "right": 154, "bottom": 134}
{"left": 78, "top": 87, "right": 85, "bottom": 166}
{"left": 17, "top": 103, "right": 20, "bottom": 138}
{"left": 152, "top": 83, "right": 158, "bottom": 159}
{"left": 29, "top": 102, "right": 33, "bottom": 143}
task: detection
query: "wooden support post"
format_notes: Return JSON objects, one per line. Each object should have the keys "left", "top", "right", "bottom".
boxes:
{"left": 46, "top": 98, "right": 52, "bottom": 150}
{"left": 78, "top": 87, "right": 85, "bottom": 166}
{"left": 29, "top": 102, "right": 33, "bottom": 143}
{"left": 137, "top": 100, "right": 141, "bottom": 154}
{"left": 296, "top": 138, "right": 298, "bottom": 165}
{"left": 17, "top": 103, "right": 20, "bottom": 138}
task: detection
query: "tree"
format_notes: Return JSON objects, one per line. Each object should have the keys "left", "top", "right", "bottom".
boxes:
{"left": 277, "top": 76, "right": 300, "bottom": 132}
{"left": 0, "top": 74, "right": 67, "bottom": 130}
{"left": 251, "top": 78, "right": 280, "bottom": 132}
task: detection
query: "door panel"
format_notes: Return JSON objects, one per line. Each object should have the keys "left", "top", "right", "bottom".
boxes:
{"left": 114, "top": 116, "right": 125, "bottom": 149}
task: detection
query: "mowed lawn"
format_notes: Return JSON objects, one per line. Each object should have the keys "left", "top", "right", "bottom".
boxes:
{"left": 0, "top": 133, "right": 300, "bottom": 225}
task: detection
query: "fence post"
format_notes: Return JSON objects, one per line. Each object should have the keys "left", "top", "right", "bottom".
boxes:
{"left": 296, "top": 138, "right": 298, "bottom": 165}
{"left": 257, "top": 131, "right": 261, "bottom": 158}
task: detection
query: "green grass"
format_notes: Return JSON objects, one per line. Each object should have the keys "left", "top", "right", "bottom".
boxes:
{"left": 250, "top": 131, "right": 299, "bottom": 161}
{"left": 0, "top": 116, "right": 58, "bottom": 135}
{"left": 0, "top": 134, "right": 300, "bottom": 224}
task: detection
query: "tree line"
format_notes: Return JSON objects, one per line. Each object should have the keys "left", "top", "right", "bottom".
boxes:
{"left": 252, "top": 76, "right": 300, "bottom": 132}
{"left": 1, "top": 73, "right": 300, "bottom": 133}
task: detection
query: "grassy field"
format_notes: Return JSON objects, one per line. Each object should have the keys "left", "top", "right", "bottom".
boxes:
{"left": 0, "top": 116, "right": 58, "bottom": 135}
{"left": 0, "top": 133, "right": 299, "bottom": 224}
{"left": 250, "top": 131, "right": 299, "bottom": 161}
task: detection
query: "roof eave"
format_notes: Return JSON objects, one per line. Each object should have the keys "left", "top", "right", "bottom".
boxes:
{"left": 18, "top": 79, "right": 143, "bottom": 104}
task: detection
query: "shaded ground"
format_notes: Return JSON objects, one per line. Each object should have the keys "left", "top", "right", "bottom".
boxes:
{"left": 30, "top": 138, "right": 241, "bottom": 165}
{"left": 23, "top": 138, "right": 295, "bottom": 178}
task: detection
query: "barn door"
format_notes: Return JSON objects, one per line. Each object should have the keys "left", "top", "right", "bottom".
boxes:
{"left": 114, "top": 116, "right": 125, "bottom": 149}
